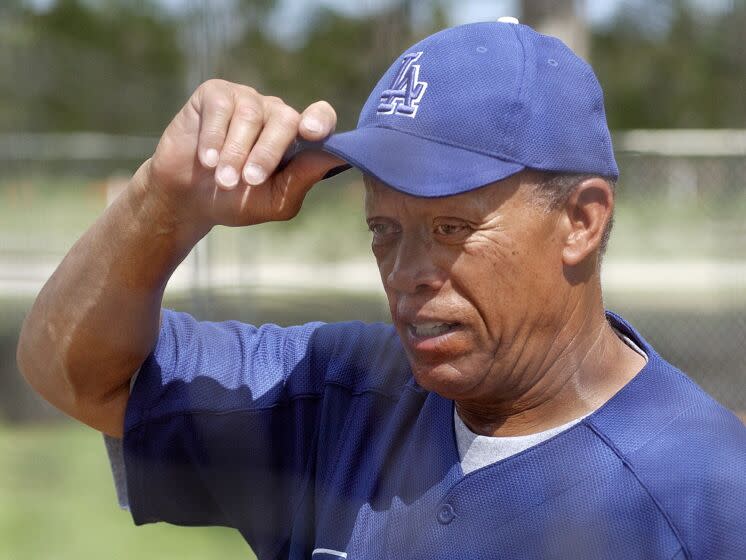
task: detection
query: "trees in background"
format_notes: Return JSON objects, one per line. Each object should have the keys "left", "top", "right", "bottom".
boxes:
{"left": 222, "top": 3, "right": 448, "bottom": 131}
{"left": 0, "top": 0, "right": 184, "bottom": 133}
{"left": 0, "top": 0, "right": 743, "bottom": 134}
{"left": 592, "top": 0, "right": 746, "bottom": 129}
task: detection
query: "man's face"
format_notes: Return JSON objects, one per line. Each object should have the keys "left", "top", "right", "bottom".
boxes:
{"left": 365, "top": 172, "right": 569, "bottom": 403}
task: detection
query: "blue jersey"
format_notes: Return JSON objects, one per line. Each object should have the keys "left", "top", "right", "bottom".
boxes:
{"left": 119, "top": 310, "right": 746, "bottom": 559}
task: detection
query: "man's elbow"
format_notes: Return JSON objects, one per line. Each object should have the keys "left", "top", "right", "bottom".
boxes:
{"left": 16, "top": 316, "right": 59, "bottom": 401}
{"left": 16, "top": 320, "right": 128, "bottom": 437}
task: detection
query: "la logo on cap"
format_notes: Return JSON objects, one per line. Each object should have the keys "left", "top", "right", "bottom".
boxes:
{"left": 377, "top": 51, "right": 428, "bottom": 118}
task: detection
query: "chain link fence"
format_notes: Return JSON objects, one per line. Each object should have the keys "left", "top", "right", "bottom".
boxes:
{"left": 0, "top": 131, "right": 744, "bottom": 420}
{"left": 606, "top": 131, "right": 746, "bottom": 413}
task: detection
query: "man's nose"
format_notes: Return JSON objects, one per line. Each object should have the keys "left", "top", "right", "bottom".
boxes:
{"left": 385, "top": 234, "right": 444, "bottom": 294}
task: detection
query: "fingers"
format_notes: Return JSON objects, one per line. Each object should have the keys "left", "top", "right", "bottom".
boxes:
{"left": 299, "top": 100, "right": 337, "bottom": 141}
{"left": 215, "top": 94, "right": 265, "bottom": 189}
{"left": 194, "top": 80, "right": 237, "bottom": 170}
{"left": 195, "top": 82, "right": 268, "bottom": 190}
{"left": 242, "top": 99, "right": 300, "bottom": 187}
{"left": 193, "top": 80, "right": 338, "bottom": 194}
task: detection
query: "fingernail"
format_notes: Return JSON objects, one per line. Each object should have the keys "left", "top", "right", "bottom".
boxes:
{"left": 243, "top": 163, "right": 267, "bottom": 185}
{"left": 217, "top": 165, "right": 239, "bottom": 189}
{"left": 302, "top": 117, "right": 323, "bottom": 134}
{"left": 204, "top": 148, "right": 219, "bottom": 167}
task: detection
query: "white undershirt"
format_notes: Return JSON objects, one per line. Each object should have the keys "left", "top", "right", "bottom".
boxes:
{"left": 455, "top": 411, "right": 588, "bottom": 474}
{"left": 454, "top": 331, "right": 648, "bottom": 474}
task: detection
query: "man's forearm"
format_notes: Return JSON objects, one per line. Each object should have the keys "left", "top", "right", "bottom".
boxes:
{"left": 17, "top": 80, "right": 339, "bottom": 436}
{"left": 16, "top": 160, "right": 205, "bottom": 434}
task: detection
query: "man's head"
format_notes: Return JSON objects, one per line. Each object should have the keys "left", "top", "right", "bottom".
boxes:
{"left": 312, "top": 20, "right": 619, "bottom": 401}
{"left": 363, "top": 169, "right": 614, "bottom": 402}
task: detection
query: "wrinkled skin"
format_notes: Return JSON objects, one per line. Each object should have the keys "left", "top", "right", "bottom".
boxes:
{"left": 365, "top": 172, "right": 646, "bottom": 436}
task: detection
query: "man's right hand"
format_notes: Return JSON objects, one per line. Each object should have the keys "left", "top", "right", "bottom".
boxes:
{"left": 17, "top": 80, "right": 344, "bottom": 437}
{"left": 143, "top": 79, "right": 344, "bottom": 237}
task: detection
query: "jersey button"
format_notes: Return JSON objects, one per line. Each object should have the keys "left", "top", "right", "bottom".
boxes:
{"left": 437, "top": 503, "right": 455, "bottom": 525}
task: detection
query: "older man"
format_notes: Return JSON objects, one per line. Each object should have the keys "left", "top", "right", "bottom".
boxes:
{"left": 17, "top": 20, "right": 745, "bottom": 560}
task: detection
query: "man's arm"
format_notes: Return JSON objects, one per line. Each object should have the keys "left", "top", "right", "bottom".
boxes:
{"left": 16, "top": 79, "right": 341, "bottom": 437}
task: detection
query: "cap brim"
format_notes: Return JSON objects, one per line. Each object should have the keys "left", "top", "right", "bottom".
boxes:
{"left": 290, "top": 127, "right": 525, "bottom": 197}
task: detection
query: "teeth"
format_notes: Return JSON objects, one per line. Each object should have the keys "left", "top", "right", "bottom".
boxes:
{"left": 411, "top": 322, "right": 452, "bottom": 337}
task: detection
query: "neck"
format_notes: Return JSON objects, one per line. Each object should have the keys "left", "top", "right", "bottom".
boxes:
{"left": 456, "top": 287, "right": 646, "bottom": 437}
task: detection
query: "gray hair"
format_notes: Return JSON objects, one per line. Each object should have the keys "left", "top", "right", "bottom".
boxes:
{"left": 531, "top": 171, "right": 617, "bottom": 257}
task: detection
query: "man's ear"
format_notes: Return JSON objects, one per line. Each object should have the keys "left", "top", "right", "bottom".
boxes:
{"left": 561, "top": 178, "right": 614, "bottom": 266}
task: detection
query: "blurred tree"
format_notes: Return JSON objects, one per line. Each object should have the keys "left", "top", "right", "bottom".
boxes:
{"left": 222, "top": 1, "right": 448, "bottom": 131}
{"left": 592, "top": 0, "right": 746, "bottom": 129}
{"left": 1, "top": 0, "right": 743, "bottom": 134}
{"left": 522, "top": 0, "right": 589, "bottom": 59}
{"left": 0, "top": 0, "right": 185, "bottom": 134}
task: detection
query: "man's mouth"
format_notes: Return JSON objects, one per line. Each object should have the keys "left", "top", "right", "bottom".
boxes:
{"left": 408, "top": 322, "right": 460, "bottom": 338}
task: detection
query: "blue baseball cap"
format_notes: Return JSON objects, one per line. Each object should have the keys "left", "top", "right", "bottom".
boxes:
{"left": 300, "top": 20, "right": 618, "bottom": 197}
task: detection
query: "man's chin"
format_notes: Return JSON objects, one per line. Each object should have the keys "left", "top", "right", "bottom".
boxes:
{"left": 409, "top": 361, "right": 480, "bottom": 400}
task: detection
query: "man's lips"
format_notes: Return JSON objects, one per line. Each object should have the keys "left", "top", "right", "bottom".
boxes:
{"left": 407, "top": 321, "right": 460, "bottom": 338}
{"left": 401, "top": 320, "right": 465, "bottom": 354}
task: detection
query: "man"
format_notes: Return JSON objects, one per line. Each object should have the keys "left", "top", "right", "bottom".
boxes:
{"left": 17, "top": 19, "right": 745, "bottom": 560}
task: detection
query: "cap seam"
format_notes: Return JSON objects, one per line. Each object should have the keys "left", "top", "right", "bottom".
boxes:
{"left": 507, "top": 23, "right": 528, "bottom": 160}
{"left": 576, "top": 60, "right": 618, "bottom": 178}
{"left": 594, "top": 69, "right": 619, "bottom": 178}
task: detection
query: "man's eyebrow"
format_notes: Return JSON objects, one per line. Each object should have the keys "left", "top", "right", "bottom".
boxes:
{"left": 432, "top": 198, "right": 494, "bottom": 218}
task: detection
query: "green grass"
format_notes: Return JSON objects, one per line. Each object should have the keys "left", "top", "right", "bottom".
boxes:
{"left": 0, "top": 421, "right": 254, "bottom": 560}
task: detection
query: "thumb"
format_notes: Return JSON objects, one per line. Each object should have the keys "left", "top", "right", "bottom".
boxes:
{"left": 267, "top": 150, "right": 348, "bottom": 221}
{"left": 280, "top": 149, "right": 347, "bottom": 188}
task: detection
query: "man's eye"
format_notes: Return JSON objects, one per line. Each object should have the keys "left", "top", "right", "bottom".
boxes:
{"left": 434, "top": 223, "right": 468, "bottom": 236}
{"left": 368, "top": 222, "right": 399, "bottom": 241}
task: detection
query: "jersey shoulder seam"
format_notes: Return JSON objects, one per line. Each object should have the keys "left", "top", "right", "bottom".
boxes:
{"left": 585, "top": 421, "right": 692, "bottom": 560}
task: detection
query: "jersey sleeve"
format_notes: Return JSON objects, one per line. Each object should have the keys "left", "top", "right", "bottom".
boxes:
{"left": 120, "top": 308, "right": 328, "bottom": 556}
{"left": 652, "top": 407, "right": 746, "bottom": 559}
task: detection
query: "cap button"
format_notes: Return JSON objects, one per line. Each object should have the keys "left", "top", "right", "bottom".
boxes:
{"left": 497, "top": 16, "right": 520, "bottom": 24}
